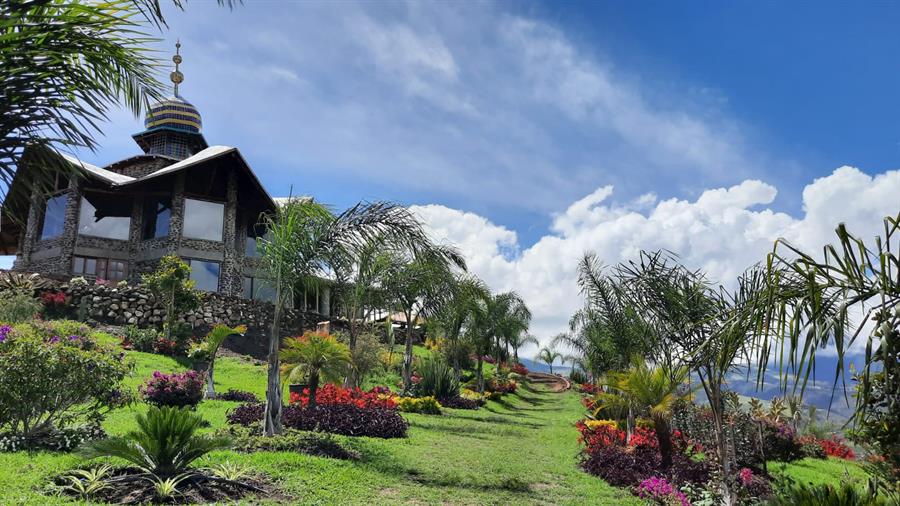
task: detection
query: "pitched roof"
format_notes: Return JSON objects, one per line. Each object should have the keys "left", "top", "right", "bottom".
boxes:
{"left": 59, "top": 153, "right": 136, "bottom": 185}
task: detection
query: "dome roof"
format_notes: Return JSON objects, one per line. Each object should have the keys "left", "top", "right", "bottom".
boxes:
{"left": 144, "top": 95, "right": 202, "bottom": 133}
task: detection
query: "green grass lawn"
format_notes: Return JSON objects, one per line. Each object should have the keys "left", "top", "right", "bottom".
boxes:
{"left": 0, "top": 342, "right": 870, "bottom": 505}
{"left": 0, "top": 344, "right": 639, "bottom": 505}
{"left": 768, "top": 456, "right": 870, "bottom": 491}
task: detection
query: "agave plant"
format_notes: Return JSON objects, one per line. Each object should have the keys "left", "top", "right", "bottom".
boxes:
{"left": 60, "top": 464, "right": 113, "bottom": 500}
{"left": 82, "top": 406, "right": 230, "bottom": 479}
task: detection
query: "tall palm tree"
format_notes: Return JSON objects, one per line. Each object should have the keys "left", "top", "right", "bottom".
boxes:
{"left": 431, "top": 274, "right": 489, "bottom": 378}
{"left": 381, "top": 246, "right": 466, "bottom": 394}
{"left": 508, "top": 333, "right": 539, "bottom": 363}
{"left": 536, "top": 346, "right": 562, "bottom": 375}
{"left": 466, "top": 291, "right": 530, "bottom": 392}
{"left": 592, "top": 359, "right": 688, "bottom": 469}
{"left": 257, "top": 198, "right": 433, "bottom": 435}
{"left": 280, "top": 332, "right": 352, "bottom": 408}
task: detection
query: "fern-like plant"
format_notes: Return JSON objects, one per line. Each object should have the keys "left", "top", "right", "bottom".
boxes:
{"left": 416, "top": 357, "right": 460, "bottom": 400}
{"left": 279, "top": 332, "right": 351, "bottom": 408}
{"left": 768, "top": 481, "right": 886, "bottom": 506}
{"left": 60, "top": 464, "right": 112, "bottom": 500}
{"left": 81, "top": 406, "right": 230, "bottom": 478}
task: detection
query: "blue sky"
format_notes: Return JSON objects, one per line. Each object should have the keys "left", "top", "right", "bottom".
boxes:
{"left": 6, "top": 1, "right": 899, "bottom": 349}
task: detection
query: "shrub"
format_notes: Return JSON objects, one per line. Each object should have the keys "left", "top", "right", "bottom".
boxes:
{"left": 82, "top": 406, "right": 230, "bottom": 478}
{"left": 141, "top": 255, "right": 199, "bottom": 345}
{"left": 416, "top": 357, "right": 460, "bottom": 400}
{"left": 288, "top": 384, "right": 397, "bottom": 410}
{"left": 0, "top": 290, "right": 42, "bottom": 322}
{"left": 227, "top": 402, "right": 408, "bottom": 439}
{"left": 635, "top": 476, "right": 690, "bottom": 506}
{"left": 39, "top": 290, "right": 69, "bottom": 319}
{"left": 216, "top": 425, "right": 358, "bottom": 460}
{"left": 768, "top": 481, "right": 887, "bottom": 506}
{"left": 0, "top": 325, "right": 130, "bottom": 445}
{"left": 439, "top": 395, "right": 480, "bottom": 410}
{"left": 217, "top": 389, "right": 259, "bottom": 403}
{"left": 819, "top": 435, "right": 856, "bottom": 460}
{"left": 579, "top": 383, "right": 600, "bottom": 395}
{"left": 762, "top": 420, "right": 803, "bottom": 462}
{"left": 581, "top": 445, "right": 658, "bottom": 487}
{"left": 509, "top": 362, "right": 529, "bottom": 375}
{"left": 569, "top": 369, "right": 587, "bottom": 385}
{"left": 139, "top": 370, "right": 205, "bottom": 408}
{"left": 120, "top": 325, "right": 162, "bottom": 353}
{"left": 737, "top": 467, "right": 773, "bottom": 501}
{"left": 798, "top": 436, "right": 828, "bottom": 459}
{"left": 0, "top": 423, "right": 105, "bottom": 452}
{"left": 396, "top": 396, "right": 442, "bottom": 415}
{"left": 346, "top": 332, "right": 382, "bottom": 383}
{"left": 486, "top": 378, "right": 517, "bottom": 394}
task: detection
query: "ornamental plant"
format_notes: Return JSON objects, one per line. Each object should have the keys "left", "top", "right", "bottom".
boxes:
{"left": 227, "top": 402, "right": 408, "bottom": 439}
{"left": 395, "top": 396, "right": 442, "bottom": 415}
{"left": 280, "top": 332, "right": 352, "bottom": 408}
{"left": 288, "top": 384, "right": 396, "bottom": 410}
{"left": 139, "top": 370, "right": 205, "bottom": 409}
{"left": 0, "top": 325, "right": 130, "bottom": 443}
{"left": 141, "top": 255, "right": 199, "bottom": 344}
{"left": 635, "top": 476, "right": 690, "bottom": 506}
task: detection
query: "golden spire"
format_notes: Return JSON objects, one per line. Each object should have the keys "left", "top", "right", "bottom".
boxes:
{"left": 170, "top": 40, "right": 184, "bottom": 95}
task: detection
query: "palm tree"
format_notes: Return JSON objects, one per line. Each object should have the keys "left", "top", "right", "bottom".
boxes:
{"left": 593, "top": 360, "right": 688, "bottom": 469}
{"left": 198, "top": 324, "right": 246, "bottom": 399}
{"left": 536, "top": 346, "right": 562, "bottom": 375}
{"left": 508, "top": 333, "right": 539, "bottom": 363}
{"left": 257, "top": 198, "right": 434, "bottom": 435}
{"left": 431, "top": 274, "right": 489, "bottom": 378}
{"left": 279, "top": 332, "right": 352, "bottom": 408}
{"left": 381, "top": 246, "right": 466, "bottom": 394}
{"left": 466, "top": 291, "right": 530, "bottom": 392}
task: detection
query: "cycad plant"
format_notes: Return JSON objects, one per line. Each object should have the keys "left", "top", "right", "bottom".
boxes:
{"left": 81, "top": 406, "right": 230, "bottom": 479}
{"left": 416, "top": 357, "right": 460, "bottom": 400}
{"left": 279, "top": 332, "right": 352, "bottom": 407}
{"left": 592, "top": 359, "right": 688, "bottom": 469}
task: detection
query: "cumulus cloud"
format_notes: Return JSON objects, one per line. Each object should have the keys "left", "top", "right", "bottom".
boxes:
{"left": 412, "top": 166, "right": 900, "bottom": 355}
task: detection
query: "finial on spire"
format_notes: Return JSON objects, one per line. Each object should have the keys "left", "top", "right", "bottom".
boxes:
{"left": 170, "top": 40, "right": 184, "bottom": 95}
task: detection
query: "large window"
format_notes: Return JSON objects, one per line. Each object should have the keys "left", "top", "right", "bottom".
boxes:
{"left": 78, "top": 195, "right": 131, "bottom": 240}
{"left": 142, "top": 195, "right": 171, "bottom": 240}
{"left": 72, "top": 256, "right": 127, "bottom": 282}
{"left": 40, "top": 193, "right": 68, "bottom": 240}
{"left": 245, "top": 221, "right": 269, "bottom": 257}
{"left": 183, "top": 198, "right": 223, "bottom": 241}
{"left": 243, "top": 276, "right": 276, "bottom": 302}
{"left": 188, "top": 259, "right": 220, "bottom": 292}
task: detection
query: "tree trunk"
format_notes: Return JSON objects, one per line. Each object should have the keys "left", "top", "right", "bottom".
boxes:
{"left": 308, "top": 369, "right": 320, "bottom": 408}
{"left": 264, "top": 284, "right": 284, "bottom": 436}
{"left": 402, "top": 314, "right": 414, "bottom": 394}
{"left": 205, "top": 360, "right": 216, "bottom": 399}
{"left": 626, "top": 405, "right": 635, "bottom": 442}
{"left": 654, "top": 416, "right": 674, "bottom": 469}
{"left": 344, "top": 318, "right": 359, "bottom": 388}
{"left": 709, "top": 389, "right": 735, "bottom": 506}
{"left": 476, "top": 356, "right": 484, "bottom": 393}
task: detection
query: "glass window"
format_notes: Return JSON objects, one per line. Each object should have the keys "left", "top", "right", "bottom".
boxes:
{"left": 189, "top": 259, "right": 220, "bottom": 292}
{"left": 242, "top": 276, "right": 253, "bottom": 299}
{"left": 142, "top": 196, "right": 171, "bottom": 240}
{"left": 72, "top": 256, "right": 85, "bottom": 275}
{"left": 242, "top": 276, "right": 276, "bottom": 302}
{"left": 72, "top": 256, "right": 126, "bottom": 281}
{"left": 40, "top": 193, "right": 68, "bottom": 240}
{"left": 107, "top": 260, "right": 127, "bottom": 281}
{"left": 183, "top": 198, "right": 224, "bottom": 241}
{"left": 78, "top": 196, "right": 131, "bottom": 240}
{"left": 245, "top": 221, "right": 270, "bottom": 257}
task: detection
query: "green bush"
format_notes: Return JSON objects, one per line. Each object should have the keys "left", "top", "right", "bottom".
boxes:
{"left": 0, "top": 323, "right": 131, "bottom": 445}
{"left": 396, "top": 396, "right": 442, "bottom": 415}
{"left": 416, "top": 357, "right": 460, "bottom": 400}
{"left": 0, "top": 290, "right": 41, "bottom": 323}
{"left": 769, "top": 481, "right": 886, "bottom": 506}
{"left": 122, "top": 324, "right": 161, "bottom": 352}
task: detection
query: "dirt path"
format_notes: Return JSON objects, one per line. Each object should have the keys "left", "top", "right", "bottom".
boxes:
{"left": 526, "top": 372, "right": 571, "bottom": 392}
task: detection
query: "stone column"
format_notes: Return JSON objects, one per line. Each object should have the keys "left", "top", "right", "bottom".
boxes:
{"left": 55, "top": 177, "right": 82, "bottom": 275}
{"left": 167, "top": 173, "right": 185, "bottom": 255}
{"left": 221, "top": 169, "right": 239, "bottom": 295}
{"left": 15, "top": 185, "right": 44, "bottom": 269}
{"left": 127, "top": 194, "right": 143, "bottom": 282}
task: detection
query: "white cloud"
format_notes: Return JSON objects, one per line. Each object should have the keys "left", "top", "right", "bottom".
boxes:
{"left": 413, "top": 166, "right": 900, "bottom": 356}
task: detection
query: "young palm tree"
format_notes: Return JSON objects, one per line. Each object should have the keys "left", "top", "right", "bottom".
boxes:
{"left": 536, "top": 346, "right": 562, "bottom": 375}
{"left": 466, "top": 291, "right": 530, "bottom": 392}
{"left": 257, "top": 198, "right": 434, "bottom": 435}
{"left": 279, "top": 332, "right": 352, "bottom": 408}
{"left": 199, "top": 324, "right": 246, "bottom": 399}
{"left": 592, "top": 360, "right": 689, "bottom": 469}
{"left": 82, "top": 406, "right": 230, "bottom": 479}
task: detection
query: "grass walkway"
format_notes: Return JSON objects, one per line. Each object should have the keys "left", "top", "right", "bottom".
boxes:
{"left": 0, "top": 350, "right": 639, "bottom": 505}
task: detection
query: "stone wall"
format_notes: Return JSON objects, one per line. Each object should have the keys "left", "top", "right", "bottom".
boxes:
{"left": 4, "top": 272, "right": 329, "bottom": 359}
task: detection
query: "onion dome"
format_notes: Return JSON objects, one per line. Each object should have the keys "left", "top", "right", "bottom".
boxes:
{"left": 143, "top": 41, "right": 202, "bottom": 134}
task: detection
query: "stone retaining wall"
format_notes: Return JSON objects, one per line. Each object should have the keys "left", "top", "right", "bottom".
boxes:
{"left": 2, "top": 271, "right": 328, "bottom": 359}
